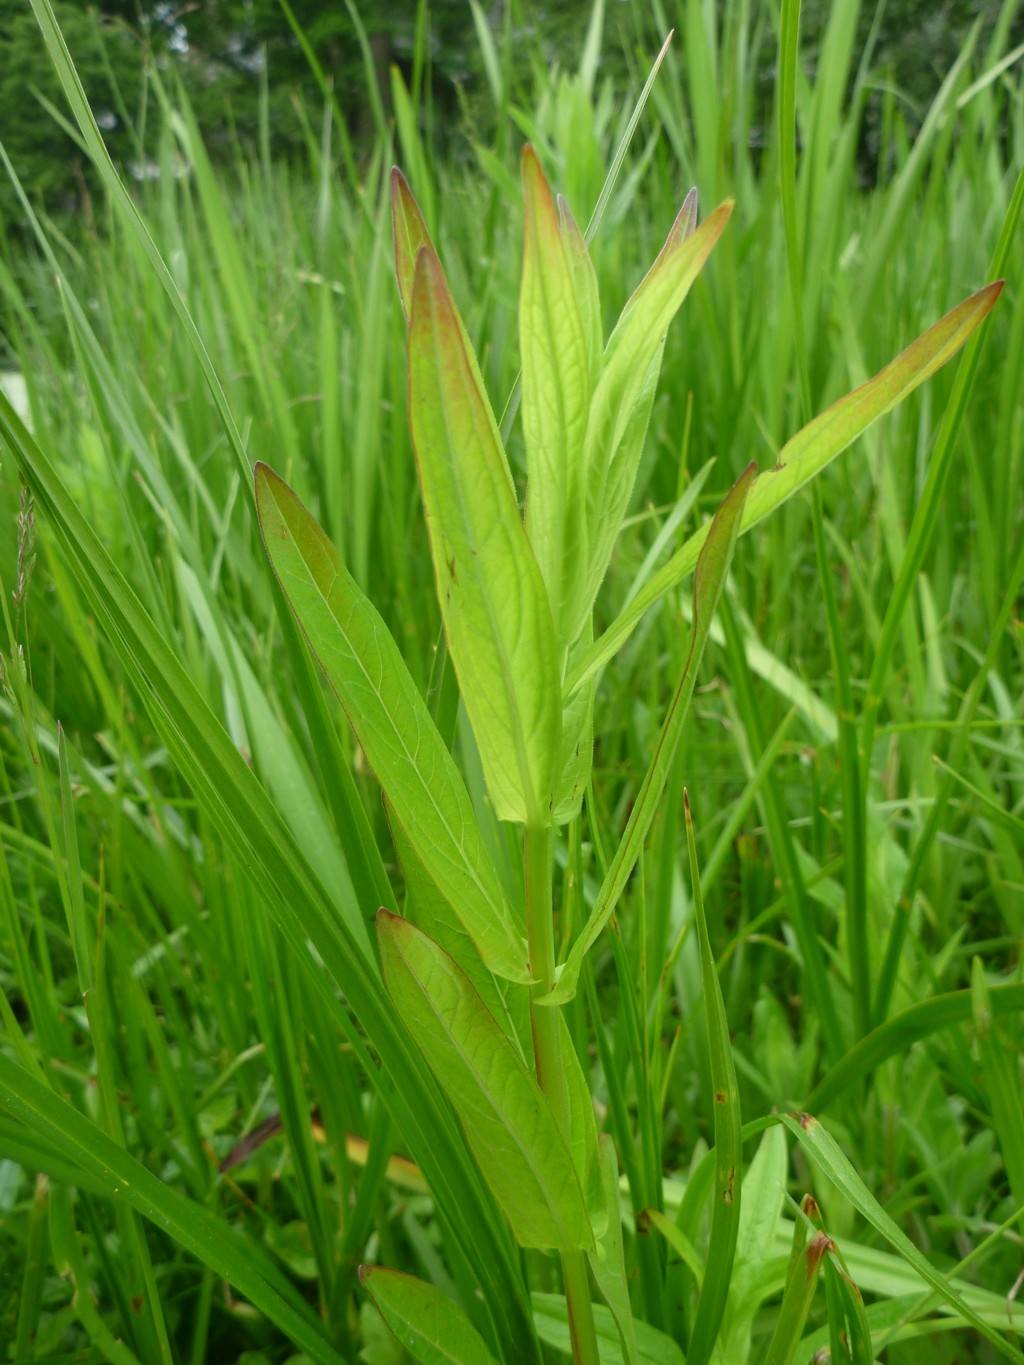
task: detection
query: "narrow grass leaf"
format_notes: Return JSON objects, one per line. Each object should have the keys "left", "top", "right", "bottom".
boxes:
{"left": 569, "top": 282, "right": 1004, "bottom": 696}
{"left": 779, "top": 1112, "right": 1024, "bottom": 1362}
{"left": 520, "top": 144, "right": 591, "bottom": 643}
{"left": 0, "top": 1053, "right": 343, "bottom": 1364}
{"left": 589, "top": 1135, "right": 638, "bottom": 1365}
{"left": 574, "top": 200, "right": 732, "bottom": 635}
{"left": 255, "top": 463, "right": 530, "bottom": 983}
{"left": 14, "top": 1174, "right": 49, "bottom": 1361}
{"left": 546, "top": 462, "right": 755, "bottom": 1004}
{"left": 971, "top": 959, "right": 1024, "bottom": 1208}
{"left": 642, "top": 1208, "right": 705, "bottom": 1283}
{"left": 684, "top": 791, "right": 743, "bottom": 1365}
{"left": 805, "top": 984, "right": 1024, "bottom": 1112}
{"left": 408, "top": 248, "right": 561, "bottom": 826}
{"left": 359, "top": 1266, "right": 499, "bottom": 1365}
{"left": 0, "top": 396, "right": 536, "bottom": 1357}
{"left": 378, "top": 912, "right": 593, "bottom": 1251}
{"left": 824, "top": 1249, "right": 874, "bottom": 1365}
{"left": 764, "top": 1224, "right": 831, "bottom": 1365}
{"left": 27, "top": 0, "right": 250, "bottom": 482}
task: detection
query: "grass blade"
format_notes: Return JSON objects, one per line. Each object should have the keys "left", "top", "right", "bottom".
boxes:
{"left": 683, "top": 791, "right": 743, "bottom": 1365}
{"left": 0, "top": 391, "right": 538, "bottom": 1360}
{"left": 546, "top": 461, "right": 755, "bottom": 1005}
{"left": 0, "top": 1052, "right": 343, "bottom": 1364}
{"left": 806, "top": 983, "right": 1024, "bottom": 1112}
{"left": 779, "top": 1113, "right": 1024, "bottom": 1362}
{"left": 589, "top": 1135, "right": 639, "bottom": 1365}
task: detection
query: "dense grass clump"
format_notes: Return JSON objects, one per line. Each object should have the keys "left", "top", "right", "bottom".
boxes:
{"left": 0, "top": 2, "right": 1022, "bottom": 1362}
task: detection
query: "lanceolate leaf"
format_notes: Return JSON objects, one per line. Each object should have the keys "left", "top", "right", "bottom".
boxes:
{"left": 568, "top": 280, "right": 1004, "bottom": 696}
{"left": 545, "top": 462, "right": 756, "bottom": 1005}
{"left": 572, "top": 199, "right": 732, "bottom": 638}
{"left": 408, "top": 248, "right": 561, "bottom": 826}
{"left": 520, "top": 145, "right": 591, "bottom": 642}
{"left": 255, "top": 463, "right": 530, "bottom": 984}
{"left": 378, "top": 913, "right": 593, "bottom": 1251}
{"left": 359, "top": 1266, "right": 499, "bottom": 1365}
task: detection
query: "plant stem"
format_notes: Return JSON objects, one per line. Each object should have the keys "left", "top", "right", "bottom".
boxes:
{"left": 524, "top": 824, "right": 600, "bottom": 1365}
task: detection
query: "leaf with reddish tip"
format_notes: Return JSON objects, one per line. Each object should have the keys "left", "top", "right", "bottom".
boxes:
{"left": 571, "top": 198, "right": 733, "bottom": 639}
{"left": 390, "top": 167, "right": 435, "bottom": 321}
{"left": 544, "top": 461, "right": 757, "bottom": 1005}
{"left": 360, "top": 1266, "right": 499, "bottom": 1365}
{"left": 408, "top": 248, "right": 561, "bottom": 827}
{"left": 255, "top": 463, "right": 530, "bottom": 983}
{"left": 377, "top": 912, "right": 593, "bottom": 1251}
{"left": 570, "top": 279, "right": 1005, "bottom": 696}
{"left": 779, "top": 1110, "right": 1024, "bottom": 1361}
{"left": 521, "top": 145, "right": 591, "bottom": 645}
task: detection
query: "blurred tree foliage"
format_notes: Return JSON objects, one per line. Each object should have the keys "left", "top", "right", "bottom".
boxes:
{"left": 0, "top": 0, "right": 1019, "bottom": 231}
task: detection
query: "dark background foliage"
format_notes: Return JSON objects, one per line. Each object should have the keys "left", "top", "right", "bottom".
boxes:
{"left": 1, "top": 0, "right": 1018, "bottom": 233}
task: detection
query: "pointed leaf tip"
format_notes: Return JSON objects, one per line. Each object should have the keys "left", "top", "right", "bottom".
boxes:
{"left": 391, "top": 170, "right": 435, "bottom": 320}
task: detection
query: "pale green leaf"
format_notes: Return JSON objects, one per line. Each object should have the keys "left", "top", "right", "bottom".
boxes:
{"left": 557, "top": 195, "right": 603, "bottom": 388}
{"left": 520, "top": 145, "right": 591, "bottom": 641}
{"left": 408, "top": 248, "right": 561, "bottom": 826}
{"left": 572, "top": 199, "right": 732, "bottom": 636}
{"left": 378, "top": 913, "right": 593, "bottom": 1251}
{"left": 552, "top": 629, "right": 596, "bottom": 824}
{"left": 255, "top": 463, "right": 530, "bottom": 983}
{"left": 360, "top": 1266, "right": 499, "bottom": 1365}
{"left": 569, "top": 280, "right": 1004, "bottom": 696}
